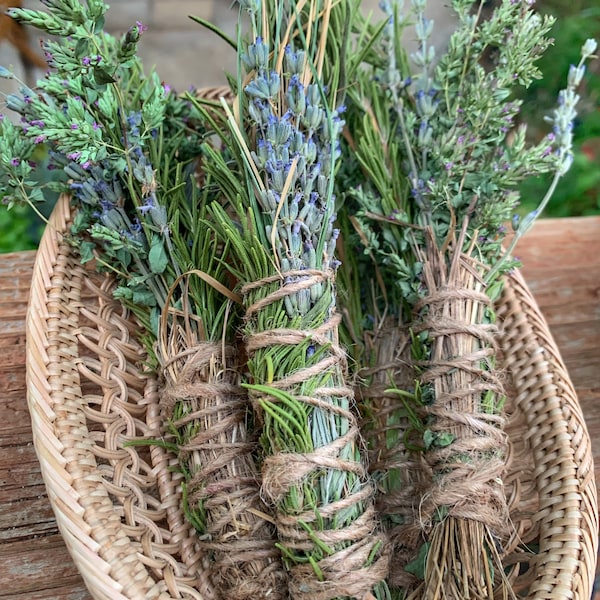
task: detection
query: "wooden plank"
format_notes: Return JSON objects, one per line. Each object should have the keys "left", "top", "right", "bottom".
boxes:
{"left": 0, "top": 443, "right": 44, "bottom": 490}
{"left": 0, "top": 535, "right": 88, "bottom": 597}
{"left": 0, "top": 391, "right": 31, "bottom": 433}
{"left": 516, "top": 216, "right": 600, "bottom": 394}
{"left": 8, "top": 586, "right": 91, "bottom": 600}
{"left": 0, "top": 484, "right": 57, "bottom": 543}
{"left": 0, "top": 251, "right": 94, "bottom": 599}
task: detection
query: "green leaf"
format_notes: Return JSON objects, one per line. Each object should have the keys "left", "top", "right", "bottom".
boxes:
{"left": 79, "top": 241, "right": 95, "bottom": 263}
{"left": 148, "top": 239, "right": 168, "bottom": 274}
{"left": 405, "top": 542, "right": 430, "bottom": 580}
{"left": 75, "top": 37, "right": 88, "bottom": 59}
{"left": 93, "top": 67, "right": 117, "bottom": 85}
{"left": 132, "top": 288, "right": 157, "bottom": 306}
{"left": 423, "top": 429, "right": 435, "bottom": 450}
{"left": 115, "top": 247, "right": 132, "bottom": 267}
{"left": 94, "top": 15, "right": 106, "bottom": 34}
{"left": 436, "top": 432, "right": 455, "bottom": 448}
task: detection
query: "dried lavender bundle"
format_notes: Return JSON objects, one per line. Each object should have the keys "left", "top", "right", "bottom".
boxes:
{"left": 341, "top": 0, "right": 596, "bottom": 597}
{"left": 0, "top": 2, "right": 287, "bottom": 597}
{"left": 203, "top": 0, "right": 391, "bottom": 597}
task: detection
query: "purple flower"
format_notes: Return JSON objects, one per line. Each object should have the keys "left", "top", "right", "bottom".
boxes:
{"left": 92, "top": 121, "right": 102, "bottom": 131}
{"left": 34, "top": 134, "right": 46, "bottom": 144}
{"left": 82, "top": 161, "right": 91, "bottom": 170}
{"left": 82, "top": 57, "right": 91, "bottom": 67}
{"left": 10, "top": 158, "right": 20, "bottom": 166}
{"left": 136, "top": 20, "right": 147, "bottom": 33}
{"left": 130, "top": 218, "right": 142, "bottom": 234}
{"left": 137, "top": 195, "right": 155, "bottom": 214}
{"left": 71, "top": 123, "right": 79, "bottom": 129}
{"left": 67, "top": 151, "right": 81, "bottom": 160}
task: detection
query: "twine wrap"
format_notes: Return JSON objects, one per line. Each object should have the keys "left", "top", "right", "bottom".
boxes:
{"left": 412, "top": 239, "right": 511, "bottom": 600}
{"left": 414, "top": 282, "right": 509, "bottom": 532}
{"left": 357, "top": 320, "right": 430, "bottom": 590}
{"left": 161, "top": 341, "right": 287, "bottom": 600}
{"left": 242, "top": 269, "right": 390, "bottom": 600}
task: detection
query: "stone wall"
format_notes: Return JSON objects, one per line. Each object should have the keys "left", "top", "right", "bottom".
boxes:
{"left": 1, "top": 1, "right": 456, "bottom": 102}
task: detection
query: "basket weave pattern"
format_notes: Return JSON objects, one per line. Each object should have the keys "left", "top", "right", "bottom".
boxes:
{"left": 498, "top": 270, "right": 598, "bottom": 598}
{"left": 27, "top": 197, "right": 214, "bottom": 599}
{"left": 26, "top": 195, "right": 597, "bottom": 599}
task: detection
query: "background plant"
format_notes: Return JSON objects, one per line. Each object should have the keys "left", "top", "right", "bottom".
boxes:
{"left": 516, "top": 0, "right": 600, "bottom": 217}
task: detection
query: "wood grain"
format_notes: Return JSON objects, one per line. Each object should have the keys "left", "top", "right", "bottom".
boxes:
{"left": 0, "top": 251, "right": 89, "bottom": 600}
{"left": 0, "top": 216, "right": 599, "bottom": 599}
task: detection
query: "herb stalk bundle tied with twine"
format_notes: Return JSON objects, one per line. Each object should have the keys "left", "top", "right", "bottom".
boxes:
{"left": 205, "top": 0, "right": 391, "bottom": 598}
{"left": 339, "top": 0, "right": 597, "bottom": 598}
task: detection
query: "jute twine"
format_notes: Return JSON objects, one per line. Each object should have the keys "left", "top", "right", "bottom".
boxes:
{"left": 160, "top": 341, "right": 288, "bottom": 600}
{"left": 412, "top": 239, "right": 511, "bottom": 599}
{"left": 242, "top": 269, "right": 390, "bottom": 600}
{"left": 413, "top": 283, "right": 509, "bottom": 533}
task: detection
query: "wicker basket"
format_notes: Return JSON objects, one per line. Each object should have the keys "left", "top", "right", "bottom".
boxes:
{"left": 26, "top": 194, "right": 597, "bottom": 600}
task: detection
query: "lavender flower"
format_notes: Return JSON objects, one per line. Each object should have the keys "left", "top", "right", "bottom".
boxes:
{"left": 243, "top": 39, "right": 345, "bottom": 290}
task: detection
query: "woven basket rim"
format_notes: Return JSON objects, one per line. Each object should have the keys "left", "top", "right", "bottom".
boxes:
{"left": 25, "top": 194, "right": 598, "bottom": 600}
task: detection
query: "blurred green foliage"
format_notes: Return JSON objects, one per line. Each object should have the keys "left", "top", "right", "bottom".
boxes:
{"left": 0, "top": 144, "right": 60, "bottom": 252}
{"left": 517, "top": 0, "right": 600, "bottom": 217}
{"left": 0, "top": 202, "right": 45, "bottom": 253}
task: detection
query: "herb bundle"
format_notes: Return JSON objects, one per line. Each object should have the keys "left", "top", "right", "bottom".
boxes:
{"left": 203, "top": 0, "right": 392, "bottom": 597}
{"left": 0, "top": 2, "right": 286, "bottom": 597}
{"left": 341, "top": 0, "right": 596, "bottom": 597}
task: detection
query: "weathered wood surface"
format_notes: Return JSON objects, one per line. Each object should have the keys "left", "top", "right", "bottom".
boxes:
{"left": 0, "top": 216, "right": 599, "bottom": 600}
